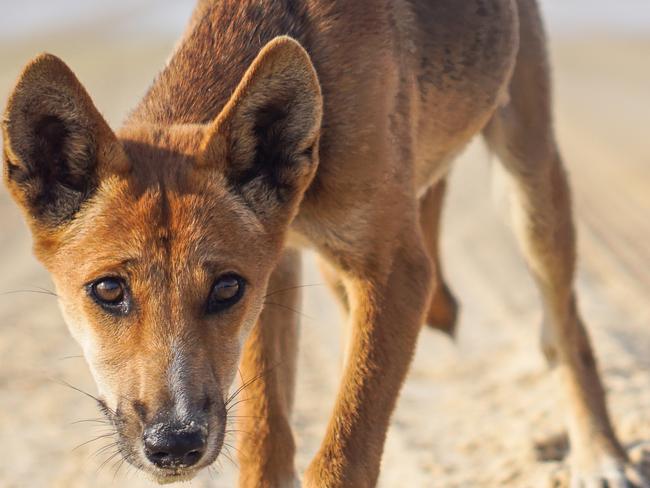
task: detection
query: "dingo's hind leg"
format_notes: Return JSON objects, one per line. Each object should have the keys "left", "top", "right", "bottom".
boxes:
{"left": 419, "top": 180, "right": 459, "bottom": 337}
{"left": 482, "top": 1, "right": 646, "bottom": 485}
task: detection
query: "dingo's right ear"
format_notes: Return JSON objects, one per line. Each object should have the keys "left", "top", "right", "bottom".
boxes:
{"left": 2, "top": 54, "right": 128, "bottom": 229}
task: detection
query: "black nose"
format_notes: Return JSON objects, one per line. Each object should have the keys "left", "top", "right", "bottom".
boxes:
{"left": 143, "top": 423, "right": 206, "bottom": 468}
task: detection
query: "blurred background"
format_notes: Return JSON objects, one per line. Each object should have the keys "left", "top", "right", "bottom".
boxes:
{"left": 0, "top": 1, "right": 649, "bottom": 487}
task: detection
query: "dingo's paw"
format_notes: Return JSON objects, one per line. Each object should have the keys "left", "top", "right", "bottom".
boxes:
{"left": 552, "top": 456, "right": 650, "bottom": 488}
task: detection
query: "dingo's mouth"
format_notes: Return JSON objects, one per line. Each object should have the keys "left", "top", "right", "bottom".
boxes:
{"left": 150, "top": 470, "right": 198, "bottom": 485}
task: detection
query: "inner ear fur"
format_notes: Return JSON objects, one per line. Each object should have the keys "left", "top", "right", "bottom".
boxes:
{"left": 2, "top": 53, "right": 127, "bottom": 227}
{"left": 200, "top": 36, "right": 323, "bottom": 216}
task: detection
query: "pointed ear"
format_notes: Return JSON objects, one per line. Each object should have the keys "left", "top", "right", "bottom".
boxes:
{"left": 199, "top": 36, "right": 323, "bottom": 223}
{"left": 2, "top": 53, "right": 128, "bottom": 227}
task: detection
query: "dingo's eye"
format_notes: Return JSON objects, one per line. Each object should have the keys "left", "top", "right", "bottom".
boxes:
{"left": 207, "top": 274, "right": 244, "bottom": 313}
{"left": 89, "top": 278, "right": 130, "bottom": 315}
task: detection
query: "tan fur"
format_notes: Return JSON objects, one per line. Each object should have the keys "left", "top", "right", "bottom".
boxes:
{"left": 419, "top": 180, "right": 458, "bottom": 336}
{"left": 3, "top": 0, "right": 644, "bottom": 486}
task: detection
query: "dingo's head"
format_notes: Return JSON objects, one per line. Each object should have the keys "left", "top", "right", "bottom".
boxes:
{"left": 2, "top": 37, "right": 321, "bottom": 482}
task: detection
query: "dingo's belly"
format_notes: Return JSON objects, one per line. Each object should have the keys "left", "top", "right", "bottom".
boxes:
{"left": 411, "top": 0, "right": 519, "bottom": 189}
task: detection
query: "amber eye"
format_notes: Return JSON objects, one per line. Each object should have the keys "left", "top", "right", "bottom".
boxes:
{"left": 207, "top": 274, "right": 245, "bottom": 314}
{"left": 89, "top": 278, "right": 130, "bottom": 315}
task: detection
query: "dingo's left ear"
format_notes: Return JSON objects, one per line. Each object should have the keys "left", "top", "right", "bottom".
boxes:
{"left": 199, "top": 36, "right": 322, "bottom": 225}
{"left": 2, "top": 53, "right": 128, "bottom": 229}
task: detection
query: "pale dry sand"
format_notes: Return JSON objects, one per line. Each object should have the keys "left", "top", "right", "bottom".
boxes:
{"left": 0, "top": 32, "right": 649, "bottom": 488}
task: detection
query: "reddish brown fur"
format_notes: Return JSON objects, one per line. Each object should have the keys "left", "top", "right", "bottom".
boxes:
{"left": 3, "top": 0, "right": 645, "bottom": 486}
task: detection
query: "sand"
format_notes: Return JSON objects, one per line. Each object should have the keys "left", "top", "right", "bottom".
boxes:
{"left": 0, "top": 29, "right": 649, "bottom": 488}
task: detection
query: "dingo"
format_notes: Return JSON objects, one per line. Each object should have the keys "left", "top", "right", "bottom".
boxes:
{"left": 3, "top": 0, "right": 643, "bottom": 486}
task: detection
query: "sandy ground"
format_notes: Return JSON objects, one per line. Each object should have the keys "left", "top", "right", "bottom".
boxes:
{"left": 0, "top": 30, "right": 649, "bottom": 488}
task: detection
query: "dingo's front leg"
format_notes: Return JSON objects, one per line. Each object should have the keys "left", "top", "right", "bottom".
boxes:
{"left": 237, "top": 250, "right": 302, "bottom": 488}
{"left": 303, "top": 226, "right": 432, "bottom": 488}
